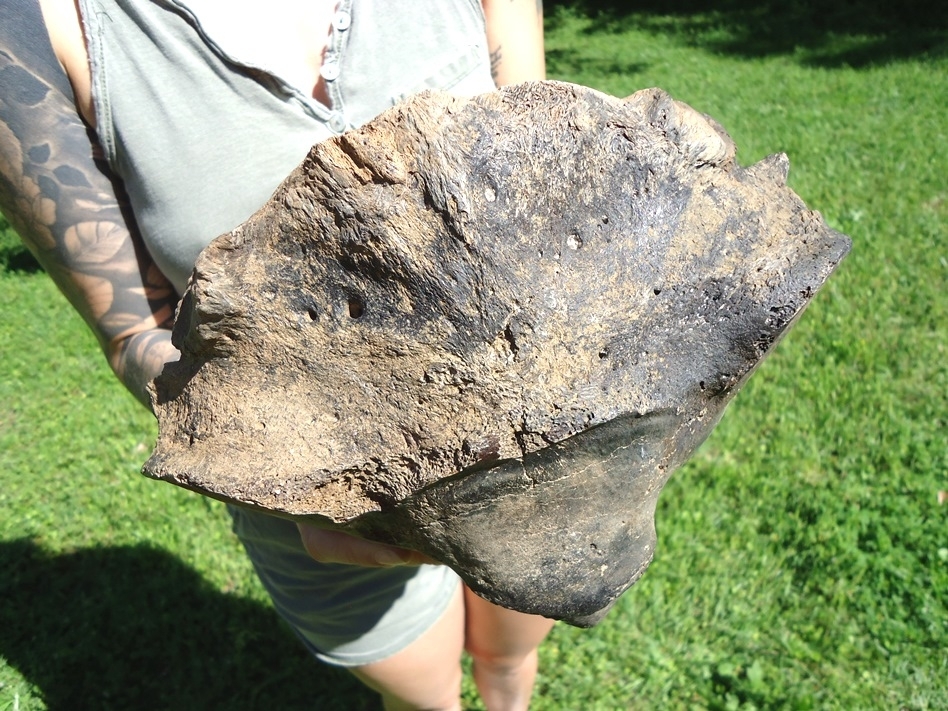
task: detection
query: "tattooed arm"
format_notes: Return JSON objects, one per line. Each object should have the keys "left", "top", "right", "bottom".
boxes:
{"left": 481, "top": 0, "right": 546, "bottom": 86}
{"left": 0, "top": 0, "right": 180, "bottom": 408}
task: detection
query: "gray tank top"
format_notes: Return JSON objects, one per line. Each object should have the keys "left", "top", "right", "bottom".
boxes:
{"left": 78, "top": 0, "right": 495, "bottom": 293}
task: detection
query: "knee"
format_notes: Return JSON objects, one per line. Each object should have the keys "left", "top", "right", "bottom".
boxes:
{"left": 465, "top": 641, "right": 538, "bottom": 677}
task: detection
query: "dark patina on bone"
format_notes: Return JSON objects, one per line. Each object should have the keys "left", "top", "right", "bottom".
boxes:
{"left": 144, "top": 82, "right": 850, "bottom": 626}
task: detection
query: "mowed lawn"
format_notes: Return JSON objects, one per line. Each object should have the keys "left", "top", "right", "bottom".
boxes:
{"left": 1, "top": 1, "right": 946, "bottom": 709}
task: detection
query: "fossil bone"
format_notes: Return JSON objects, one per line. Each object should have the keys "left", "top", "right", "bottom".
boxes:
{"left": 144, "top": 82, "right": 851, "bottom": 626}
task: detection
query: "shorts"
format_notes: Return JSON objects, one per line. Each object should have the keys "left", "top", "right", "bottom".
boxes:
{"left": 227, "top": 504, "right": 461, "bottom": 667}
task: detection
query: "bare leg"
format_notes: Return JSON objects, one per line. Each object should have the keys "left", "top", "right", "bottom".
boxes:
{"left": 348, "top": 582, "right": 554, "bottom": 710}
{"left": 463, "top": 587, "right": 555, "bottom": 711}
{"left": 350, "top": 583, "right": 466, "bottom": 711}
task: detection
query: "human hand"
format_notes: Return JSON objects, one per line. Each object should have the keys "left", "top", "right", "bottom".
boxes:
{"left": 297, "top": 524, "right": 439, "bottom": 567}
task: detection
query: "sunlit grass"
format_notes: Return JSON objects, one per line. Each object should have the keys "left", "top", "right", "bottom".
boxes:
{"left": 2, "top": 3, "right": 946, "bottom": 708}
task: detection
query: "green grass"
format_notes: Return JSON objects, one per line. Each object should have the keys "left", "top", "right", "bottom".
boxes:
{"left": 2, "top": 1, "right": 947, "bottom": 708}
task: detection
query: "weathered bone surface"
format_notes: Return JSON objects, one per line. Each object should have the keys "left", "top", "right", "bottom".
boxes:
{"left": 144, "top": 82, "right": 850, "bottom": 626}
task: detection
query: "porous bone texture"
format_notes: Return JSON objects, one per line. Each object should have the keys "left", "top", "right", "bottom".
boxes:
{"left": 144, "top": 82, "right": 850, "bottom": 624}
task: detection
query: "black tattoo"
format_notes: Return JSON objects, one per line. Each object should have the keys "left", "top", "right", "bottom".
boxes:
{"left": 117, "top": 328, "right": 177, "bottom": 406}
{"left": 490, "top": 45, "right": 503, "bottom": 83}
{"left": 0, "top": 3, "right": 179, "bottom": 408}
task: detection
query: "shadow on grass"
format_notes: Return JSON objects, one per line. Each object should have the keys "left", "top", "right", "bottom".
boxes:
{"left": 0, "top": 539, "right": 378, "bottom": 711}
{"left": 0, "top": 243, "right": 41, "bottom": 274}
{"left": 0, "top": 217, "right": 43, "bottom": 274}
{"left": 546, "top": 0, "right": 948, "bottom": 67}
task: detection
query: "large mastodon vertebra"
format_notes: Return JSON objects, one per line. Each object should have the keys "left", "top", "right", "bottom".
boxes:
{"left": 144, "top": 82, "right": 850, "bottom": 626}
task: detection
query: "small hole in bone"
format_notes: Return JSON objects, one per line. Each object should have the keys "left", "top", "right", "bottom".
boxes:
{"left": 307, "top": 307, "right": 318, "bottom": 321}
{"left": 348, "top": 298, "right": 364, "bottom": 319}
